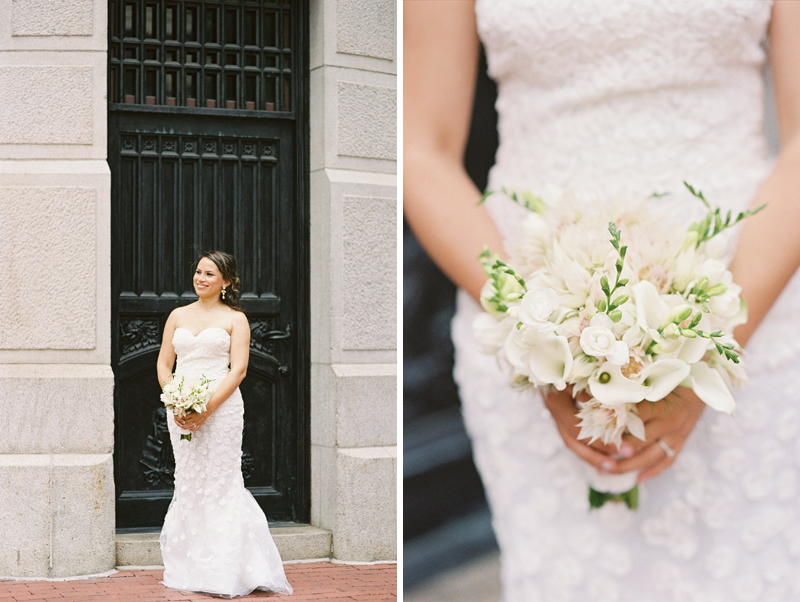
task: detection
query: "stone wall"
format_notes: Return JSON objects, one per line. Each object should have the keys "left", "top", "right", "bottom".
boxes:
{"left": 308, "top": 0, "right": 397, "bottom": 561}
{"left": 0, "top": 0, "right": 115, "bottom": 578}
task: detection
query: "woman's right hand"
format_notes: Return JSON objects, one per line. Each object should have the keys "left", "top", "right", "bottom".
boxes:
{"left": 543, "top": 386, "right": 623, "bottom": 473}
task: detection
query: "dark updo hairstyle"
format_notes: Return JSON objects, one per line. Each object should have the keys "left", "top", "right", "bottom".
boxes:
{"left": 197, "top": 250, "right": 243, "bottom": 311}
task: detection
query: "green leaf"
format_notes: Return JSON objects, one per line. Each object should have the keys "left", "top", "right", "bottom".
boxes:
{"left": 478, "top": 189, "right": 495, "bottom": 205}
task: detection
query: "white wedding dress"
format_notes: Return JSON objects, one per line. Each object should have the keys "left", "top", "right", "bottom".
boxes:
{"left": 452, "top": 1, "right": 800, "bottom": 600}
{"left": 160, "top": 327, "right": 292, "bottom": 598}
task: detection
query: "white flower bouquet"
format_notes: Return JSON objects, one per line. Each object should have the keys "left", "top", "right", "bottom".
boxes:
{"left": 160, "top": 374, "right": 215, "bottom": 441}
{"left": 474, "top": 184, "right": 763, "bottom": 509}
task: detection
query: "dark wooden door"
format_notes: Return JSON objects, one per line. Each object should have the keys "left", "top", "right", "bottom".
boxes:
{"left": 108, "top": 0, "right": 308, "bottom": 529}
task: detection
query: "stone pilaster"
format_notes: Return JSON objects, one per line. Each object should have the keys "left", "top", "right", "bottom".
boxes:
{"left": 0, "top": 0, "right": 114, "bottom": 577}
{"left": 308, "top": 0, "right": 397, "bottom": 561}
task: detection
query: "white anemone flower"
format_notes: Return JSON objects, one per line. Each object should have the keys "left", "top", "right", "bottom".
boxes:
{"left": 576, "top": 399, "right": 646, "bottom": 448}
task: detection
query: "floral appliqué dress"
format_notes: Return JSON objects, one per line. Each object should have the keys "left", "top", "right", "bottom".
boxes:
{"left": 161, "top": 327, "right": 292, "bottom": 598}
{"left": 452, "top": 1, "right": 800, "bottom": 600}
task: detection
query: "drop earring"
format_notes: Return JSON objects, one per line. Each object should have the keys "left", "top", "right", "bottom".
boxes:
{"left": 221, "top": 287, "right": 226, "bottom": 300}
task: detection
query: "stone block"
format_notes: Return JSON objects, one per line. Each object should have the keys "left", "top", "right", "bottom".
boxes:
{"left": 0, "top": 364, "right": 114, "bottom": 454}
{"left": 12, "top": 0, "right": 93, "bottom": 37}
{"left": 0, "top": 186, "right": 96, "bottom": 350}
{"left": 309, "top": 168, "right": 396, "bottom": 365}
{"left": 336, "top": 0, "right": 395, "bottom": 61}
{"left": 341, "top": 195, "right": 397, "bottom": 350}
{"left": 332, "top": 364, "right": 396, "bottom": 448}
{"left": 310, "top": 67, "right": 396, "bottom": 174}
{"left": 0, "top": 455, "right": 50, "bottom": 577}
{"left": 50, "top": 454, "right": 115, "bottom": 577}
{"left": 116, "top": 532, "right": 163, "bottom": 567}
{"left": 337, "top": 81, "right": 396, "bottom": 161}
{"left": 0, "top": 66, "right": 93, "bottom": 145}
{"left": 271, "top": 525, "right": 332, "bottom": 561}
{"left": 311, "top": 364, "right": 396, "bottom": 448}
{"left": 333, "top": 447, "right": 396, "bottom": 561}
{"left": 0, "top": 161, "right": 110, "bottom": 365}
{"left": 116, "top": 525, "right": 332, "bottom": 566}
{"left": 0, "top": 454, "right": 115, "bottom": 578}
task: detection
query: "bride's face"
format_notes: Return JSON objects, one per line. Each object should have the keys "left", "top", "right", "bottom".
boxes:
{"left": 193, "top": 257, "right": 229, "bottom": 300}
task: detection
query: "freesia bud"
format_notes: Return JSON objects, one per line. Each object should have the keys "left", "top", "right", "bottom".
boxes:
{"left": 705, "top": 283, "right": 728, "bottom": 297}
{"left": 662, "top": 323, "right": 681, "bottom": 339}
{"left": 666, "top": 304, "right": 692, "bottom": 324}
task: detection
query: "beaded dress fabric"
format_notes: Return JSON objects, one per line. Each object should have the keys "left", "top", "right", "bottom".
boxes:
{"left": 160, "top": 327, "right": 292, "bottom": 598}
{"left": 452, "top": 1, "right": 800, "bottom": 600}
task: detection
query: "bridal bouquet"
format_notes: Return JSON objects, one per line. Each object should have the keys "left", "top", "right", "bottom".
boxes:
{"left": 474, "top": 184, "right": 763, "bottom": 509}
{"left": 160, "top": 374, "right": 215, "bottom": 441}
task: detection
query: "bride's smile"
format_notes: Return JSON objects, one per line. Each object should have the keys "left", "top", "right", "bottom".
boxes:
{"left": 193, "top": 257, "right": 228, "bottom": 299}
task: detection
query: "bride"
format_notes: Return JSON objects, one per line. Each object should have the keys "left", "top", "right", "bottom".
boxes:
{"left": 405, "top": 1, "right": 800, "bottom": 600}
{"left": 156, "top": 251, "right": 292, "bottom": 598}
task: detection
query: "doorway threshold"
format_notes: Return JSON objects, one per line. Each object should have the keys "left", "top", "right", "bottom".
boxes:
{"left": 116, "top": 524, "right": 332, "bottom": 567}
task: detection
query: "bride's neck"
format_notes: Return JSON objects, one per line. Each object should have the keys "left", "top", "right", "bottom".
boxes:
{"left": 196, "top": 297, "right": 223, "bottom": 311}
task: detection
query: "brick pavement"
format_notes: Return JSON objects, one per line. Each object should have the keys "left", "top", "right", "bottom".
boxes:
{"left": 0, "top": 562, "right": 396, "bottom": 602}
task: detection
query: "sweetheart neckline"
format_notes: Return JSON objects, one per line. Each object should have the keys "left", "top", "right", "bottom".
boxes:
{"left": 174, "top": 326, "right": 231, "bottom": 338}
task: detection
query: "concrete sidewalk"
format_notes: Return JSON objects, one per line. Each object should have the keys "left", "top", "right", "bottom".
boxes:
{"left": 0, "top": 562, "right": 396, "bottom": 601}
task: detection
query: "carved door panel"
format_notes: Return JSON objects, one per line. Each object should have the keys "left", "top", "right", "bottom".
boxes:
{"left": 108, "top": 0, "right": 308, "bottom": 529}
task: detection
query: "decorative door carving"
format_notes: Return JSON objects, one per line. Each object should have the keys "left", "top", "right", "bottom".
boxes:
{"left": 108, "top": 0, "right": 308, "bottom": 529}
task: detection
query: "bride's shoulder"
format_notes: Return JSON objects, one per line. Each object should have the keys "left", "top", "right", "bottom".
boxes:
{"left": 229, "top": 308, "right": 249, "bottom": 329}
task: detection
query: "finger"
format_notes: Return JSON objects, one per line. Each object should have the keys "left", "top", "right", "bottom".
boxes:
{"left": 637, "top": 452, "right": 675, "bottom": 482}
{"left": 614, "top": 438, "right": 675, "bottom": 474}
{"left": 544, "top": 393, "right": 620, "bottom": 457}
{"left": 553, "top": 422, "right": 618, "bottom": 473}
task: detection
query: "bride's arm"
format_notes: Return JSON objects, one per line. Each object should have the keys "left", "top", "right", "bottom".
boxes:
{"left": 404, "top": 0, "right": 506, "bottom": 300}
{"left": 406, "top": 2, "right": 622, "bottom": 472}
{"left": 183, "top": 312, "right": 250, "bottom": 430}
{"left": 728, "top": 0, "right": 800, "bottom": 348}
{"left": 156, "top": 309, "right": 179, "bottom": 388}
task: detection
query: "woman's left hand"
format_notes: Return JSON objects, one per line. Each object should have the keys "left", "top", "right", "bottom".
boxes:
{"left": 175, "top": 410, "right": 210, "bottom": 433}
{"left": 612, "top": 387, "right": 706, "bottom": 482}
{"left": 544, "top": 385, "right": 706, "bottom": 482}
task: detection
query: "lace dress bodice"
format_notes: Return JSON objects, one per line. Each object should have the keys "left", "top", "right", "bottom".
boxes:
{"left": 476, "top": 0, "right": 773, "bottom": 240}
{"left": 450, "top": 2, "right": 800, "bottom": 601}
{"left": 173, "top": 327, "right": 235, "bottom": 384}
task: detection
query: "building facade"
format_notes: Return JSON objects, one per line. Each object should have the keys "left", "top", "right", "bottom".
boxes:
{"left": 0, "top": 0, "right": 396, "bottom": 577}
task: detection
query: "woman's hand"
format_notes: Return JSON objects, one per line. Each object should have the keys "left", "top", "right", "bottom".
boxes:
{"left": 544, "top": 386, "right": 705, "bottom": 482}
{"left": 175, "top": 409, "right": 211, "bottom": 433}
{"left": 614, "top": 388, "right": 705, "bottom": 482}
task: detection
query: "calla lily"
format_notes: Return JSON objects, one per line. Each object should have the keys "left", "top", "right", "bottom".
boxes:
{"left": 504, "top": 327, "right": 573, "bottom": 390}
{"left": 683, "top": 362, "right": 736, "bottom": 414}
{"left": 589, "top": 364, "right": 650, "bottom": 405}
{"left": 638, "top": 359, "right": 691, "bottom": 401}
{"left": 588, "top": 358, "right": 690, "bottom": 405}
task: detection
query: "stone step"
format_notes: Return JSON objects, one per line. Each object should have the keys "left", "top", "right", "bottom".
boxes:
{"left": 116, "top": 525, "right": 332, "bottom": 567}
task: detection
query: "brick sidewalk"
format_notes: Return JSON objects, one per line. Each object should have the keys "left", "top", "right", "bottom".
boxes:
{"left": 0, "top": 562, "right": 396, "bottom": 601}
